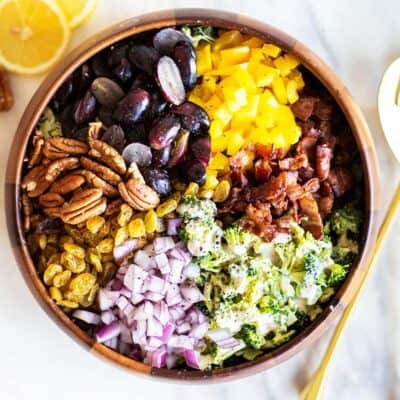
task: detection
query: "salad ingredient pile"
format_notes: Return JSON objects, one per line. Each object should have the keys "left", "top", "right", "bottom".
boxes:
{"left": 21, "top": 25, "right": 364, "bottom": 370}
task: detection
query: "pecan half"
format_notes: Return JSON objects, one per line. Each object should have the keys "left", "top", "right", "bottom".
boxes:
{"left": 43, "top": 137, "right": 89, "bottom": 160}
{"left": 45, "top": 157, "right": 79, "bottom": 182}
{"left": 0, "top": 67, "right": 13, "bottom": 111}
{"left": 118, "top": 178, "right": 159, "bottom": 211}
{"left": 43, "top": 206, "right": 62, "bottom": 218}
{"left": 39, "top": 192, "right": 65, "bottom": 208}
{"left": 76, "top": 169, "right": 118, "bottom": 197}
{"left": 50, "top": 174, "right": 85, "bottom": 195}
{"left": 89, "top": 139, "right": 126, "bottom": 175}
{"left": 88, "top": 122, "right": 103, "bottom": 144}
{"left": 80, "top": 156, "right": 121, "bottom": 185}
{"left": 28, "top": 134, "right": 44, "bottom": 168}
{"left": 61, "top": 188, "right": 107, "bottom": 225}
{"left": 21, "top": 193, "right": 33, "bottom": 232}
{"left": 21, "top": 165, "right": 51, "bottom": 197}
{"left": 126, "top": 162, "right": 145, "bottom": 183}
{"left": 104, "top": 198, "right": 124, "bottom": 217}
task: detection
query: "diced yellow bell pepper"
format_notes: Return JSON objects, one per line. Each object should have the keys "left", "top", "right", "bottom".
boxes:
{"left": 288, "top": 69, "right": 305, "bottom": 90}
{"left": 222, "top": 86, "right": 247, "bottom": 112}
{"left": 231, "top": 94, "right": 260, "bottom": 128}
{"left": 197, "top": 43, "right": 212, "bottom": 75}
{"left": 219, "top": 46, "right": 251, "bottom": 66}
{"left": 213, "top": 106, "right": 232, "bottom": 128}
{"left": 262, "top": 43, "right": 282, "bottom": 58}
{"left": 202, "top": 75, "right": 217, "bottom": 97}
{"left": 272, "top": 76, "right": 288, "bottom": 104}
{"left": 209, "top": 152, "right": 230, "bottom": 171}
{"left": 226, "top": 129, "right": 245, "bottom": 155}
{"left": 211, "top": 134, "right": 228, "bottom": 152}
{"left": 252, "top": 64, "right": 279, "bottom": 87}
{"left": 286, "top": 80, "right": 299, "bottom": 104}
{"left": 255, "top": 110, "right": 276, "bottom": 130}
{"left": 273, "top": 54, "right": 300, "bottom": 76}
{"left": 242, "top": 36, "right": 264, "bottom": 49}
{"left": 259, "top": 89, "right": 279, "bottom": 108}
{"left": 209, "top": 119, "right": 225, "bottom": 137}
{"left": 204, "top": 94, "right": 222, "bottom": 114}
{"left": 248, "top": 127, "right": 269, "bottom": 145}
{"left": 232, "top": 68, "right": 257, "bottom": 94}
{"left": 208, "top": 63, "right": 248, "bottom": 77}
{"left": 188, "top": 93, "right": 207, "bottom": 110}
{"left": 213, "top": 30, "right": 244, "bottom": 51}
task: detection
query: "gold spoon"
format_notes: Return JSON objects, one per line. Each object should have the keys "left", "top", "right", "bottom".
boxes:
{"left": 300, "top": 58, "right": 400, "bottom": 400}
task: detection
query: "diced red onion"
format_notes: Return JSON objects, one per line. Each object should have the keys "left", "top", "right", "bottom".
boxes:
{"left": 217, "top": 337, "right": 241, "bottom": 349}
{"left": 101, "top": 310, "right": 117, "bottom": 325}
{"left": 207, "top": 328, "right": 232, "bottom": 343}
{"left": 189, "top": 322, "right": 209, "bottom": 339}
{"left": 131, "top": 293, "right": 145, "bottom": 305}
{"left": 144, "top": 275, "right": 165, "bottom": 293}
{"left": 168, "top": 258, "right": 185, "bottom": 283}
{"left": 167, "top": 218, "right": 182, "bottom": 235}
{"left": 169, "top": 306, "right": 186, "bottom": 321}
{"left": 166, "top": 353, "right": 177, "bottom": 369}
{"left": 151, "top": 346, "right": 167, "bottom": 368}
{"left": 98, "top": 289, "right": 120, "bottom": 311}
{"left": 134, "top": 250, "right": 153, "bottom": 270}
{"left": 157, "top": 321, "right": 175, "bottom": 342}
{"left": 144, "top": 291, "right": 164, "bottom": 302}
{"left": 113, "top": 239, "right": 139, "bottom": 263}
{"left": 176, "top": 322, "right": 191, "bottom": 334}
{"left": 148, "top": 337, "right": 164, "bottom": 349}
{"left": 72, "top": 310, "right": 100, "bottom": 325}
{"left": 116, "top": 296, "right": 129, "bottom": 311}
{"left": 134, "top": 301, "right": 153, "bottom": 321}
{"left": 104, "top": 336, "right": 118, "bottom": 350}
{"left": 184, "top": 349, "right": 200, "bottom": 369}
{"left": 120, "top": 323, "right": 133, "bottom": 344}
{"left": 168, "top": 334, "right": 194, "bottom": 350}
{"left": 96, "top": 321, "right": 121, "bottom": 343}
{"left": 154, "top": 301, "right": 170, "bottom": 325}
{"left": 124, "top": 264, "right": 148, "bottom": 293}
{"left": 120, "top": 286, "right": 132, "bottom": 298}
{"left": 147, "top": 317, "right": 163, "bottom": 337}
{"left": 143, "top": 244, "right": 154, "bottom": 256}
{"left": 154, "top": 253, "right": 170, "bottom": 274}
{"left": 153, "top": 237, "right": 175, "bottom": 254}
{"left": 180, "top": 284, "right": 204, "bottom": 303}
{"left": 182, "top": 263, "right": 200, "bottom": 279}
{"left": 111, "top": 279, "right": 123, "bottom": 291}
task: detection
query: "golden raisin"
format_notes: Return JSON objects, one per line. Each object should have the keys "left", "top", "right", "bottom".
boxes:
{"left": 64, "top": 242, "right": 85, "bottom": 259}
{"left": 184, "top": 182, "right": 199, "bottom": 197}
{"left": 114, "top": 226, "right": 129, "bottom": 246}
{"left": 59, "top": 235, "right": 73, "bottom": 248}
{"left": 86, "top": 215, "right": 105, "bottom": 234}
{"left": 43, "top": 263, "right": 63, "bottom": 286}
{"left": 144, "top": 210, "right": 157, "bottom": 234}
{"left": 96, "top": 238, "right": 113, "bottom": 254}
{"left": 38, "top": 234, "right": 47, "bottom": 250}
{"left": 128, "top": 218, "right": 146, "bottom": 238}
{"left": 61, "top": 252, "right": 86, "bottom": 274}
{"left": 58, "top": 300, "right": 79, "bottom": 309}
{"left": 53, "top": 270, "right": 72, "bottom": 288}
{"left": 63, "top": 290, "right": 82, "bottom": 303}
{"left": 198, "top": 189, "right": 214, "bottom": 199}
{"left": 69, "top": 273, "right": 96, "bottom": 296}
{"left": 156, "top": 199, "right": 178, "bottom": 217}
{"left": 213, "top": 180, "right": 231, "bottom": 202}
{"left": 117, "top": 203, "right": 133, "bottom": 227}
{"left": 87, "top": 248, "right": 102, "bottom": 273}
{"left": 49, "top": 286, "right": 63, "bottom": 303}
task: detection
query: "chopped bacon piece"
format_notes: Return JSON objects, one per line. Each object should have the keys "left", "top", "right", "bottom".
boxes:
{"left": 315, "top": 144, "right": 333, "bottom": 180}
{"left": 298, "top": 165, "right": 315, "bottom": 181}
{"left": 299, "top": 194, "right": 323, "bottom": 239}
{"left": 318, "top": 182, "right": 334, "bottom": 217}
{"left": 291, "top": 96, "right": 319, "bottom": 121}
{"left": 250, "top": 171, "right": 288, "bottom": 201}
{"left": 296, "top": 136, "right": 318, "bottom": 161}
{"left": 328, "top": 167, "right": 353, "bottom": 197}
{"left": 254, "top": 143, "right": 285, "bottom": 160}
{"left": 303, "top": 178, "right": 320, "bottom": 193}
{"left": 300, "top": 120, "right": 321, "bottom": 138}
{"left": 278, "top": 154, "right": 308, "bottom": 171}
{"left": 230, "top": 168, "right": 248, "bottom": 189}
{"left": 314, "top": 99, "right": 333, "bottom": 121}
{"left": 254, "top": 159, "right": 272, "bottom": 183}
{"left": 230, "top": 150, "right": 252, "bottom": 171}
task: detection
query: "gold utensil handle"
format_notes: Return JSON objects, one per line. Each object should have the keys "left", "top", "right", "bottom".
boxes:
{"left": 301, "top": 184, "right": 400, "bottom": 400}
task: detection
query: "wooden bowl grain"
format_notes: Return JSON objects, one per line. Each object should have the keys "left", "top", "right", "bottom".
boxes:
{"left": 5, "top": 9, "right": 380, "bottom": 382}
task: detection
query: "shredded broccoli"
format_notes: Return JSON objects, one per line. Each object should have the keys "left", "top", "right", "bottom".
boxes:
{"left": 237, "top": 324, "right": 266, "bottom": 350}
{"left": 303, "top": 252, "right": 321, "bottom": 286}
{"left": 327, "top": 264, "right": 348, "bottom": 286}
{"left": 330, "top": 205, "right": 362, "bottom": 237}
{"left": 38, "top": 107, "right": 62, "bottom": 138}
{"left": 181, "top": 25, "right": 217, "bottom": 47}
{"left": 223, "top": 225, "right": 258, "bottom": 256}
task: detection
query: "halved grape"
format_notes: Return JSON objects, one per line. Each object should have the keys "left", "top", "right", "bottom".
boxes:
{"left": 153, "top": 28, "right": 191, "bottom": 55}
{"left": 152, "top": 146, "right": 171, "bottom": 167}
{"left": 173, "top": 42, "right": 197, "bottom": 89}
{"left": 190, "top": 133, "right": 211, "bottom": 166}
{"left": 101, "top": 125, "right": 125, "bottom": 153}
{"left": 122, "top": 143, "right": 152, "bottom": 167}
{"left": 168, "top": 129, "right": 190, "bottom": 167}
{"left": 142, "top": 168, "right": 171, "bottom": 196}
{"left": 156, "top": 56, "right": 186, "bottom": 105}
{"left": 73, "top": 90, "right": 97, "bottom": 125}
{"left": 112, "top": 58, "right": 132, "bottom": 85}
{"left": 148, "top": 114, "right": 181, "bottom": 150}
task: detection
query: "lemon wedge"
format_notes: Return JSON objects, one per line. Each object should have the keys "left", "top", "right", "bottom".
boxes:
{"left": 0, "top": 0, "right": 70, "bottom": 75}
{"left": 56, "top": 0, "right": 98, "bottom": 29}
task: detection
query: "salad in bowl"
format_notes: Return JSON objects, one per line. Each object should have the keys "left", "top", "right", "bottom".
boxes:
{"left": 19, "top": 23, "right": 364, "bottom": 372}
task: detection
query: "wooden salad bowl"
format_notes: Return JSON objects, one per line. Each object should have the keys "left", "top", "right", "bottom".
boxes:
{"left": 5, "top": 9, "right": 380, "bottom": 382}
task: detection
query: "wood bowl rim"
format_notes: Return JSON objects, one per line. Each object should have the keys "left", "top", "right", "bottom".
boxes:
{"left": 5, "top": 8, "right": 380, "bottom": 383}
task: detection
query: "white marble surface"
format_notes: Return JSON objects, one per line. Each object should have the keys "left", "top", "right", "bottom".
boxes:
{"left": 1, "top": 0, "right": 399, "bottom": 399}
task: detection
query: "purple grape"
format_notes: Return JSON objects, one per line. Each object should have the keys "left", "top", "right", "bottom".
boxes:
{"left": 101, "top": 125, "right": 125, "bottom": 153}
{"left": 74, "top": 63, "right": 94, "bottom": 96}
{"left": 98, "top": 105, "right": 114, "bottom": 126}
{"left": 112, "top": 58, "right": 132, "bottom": 85}
{"left": 59, "top": 105, "right": 75, "bottom": 135}
{"left": 122, "top": 142, "right": 152, "bottom": 167}
{"left": 148, "top": 114, "right": 181, "bottom": 150}
{"left": 91, "top": 53, "right": 111, "bottom": 77}
{"left": 107, "top": 44, "right": 129, "bottom": 67}
{"left": 173, "top": 42, "right": 197, "bottom": 89}
{"left": 152, "top": 146, "right": 171, "bottom": 167}
{"left": 182, "top": 159, "right": 206, "bottom": 186}
{"left": 73, "top": 90, "right": 97, "bottom": 125}
{"left": 168, "top": 129, "right": 190, "bottom": 167}
{"left": 91, "top": 77, "right": 124, "bottom": 106}
{"left": 149, "top": 90, "right": 169, "bottom": 118}
{"left": 142, "top": 168, "right": 171, "bottom": 196}
{"left": 190, "top": 133, "right": 211, "bottom": 167}
{"left": 128, "top": 45, "right": 159, "bottom": 75}
{"left": 156, "top": 56, "right": 186, "bottom": 105}
{"left": 172, "top": 101, "right": 209, "bottom": 133}
{"left": 130, "top": 72, "right": 156, "bottom": 92}
{"left": 53, "top": 76, "right": 75, "bottom": 107}
{"left": 113, "top": 88, "right": 151, "bottom": 127}
{"left": 153, "top": 28, "right": 192, "bottom": 55}
{"left": 125, "top": 123, "right": 148, "bottom": 144}
{"left": 67, "top": 126, "right": 89, "bottom": 143}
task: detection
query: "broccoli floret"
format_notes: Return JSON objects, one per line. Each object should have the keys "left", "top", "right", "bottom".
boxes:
{"left": 330, "top": 205, "right": 362, "bottom": 237}
{"left": 223, "top": 225, "right": 257, "bottom": 256}
{"left": 328, "top": 264, "right": 348, "bottom": 286}
{"left": 292, "top": 311, "right": 311, "bottom": 331}
{"left": 303, "top": 252, "right": 320, "bottom": 286}
{"left": 195, "top": 247, "right": 231, "bottom": 272}
{"left": 258, "top": 295, "right": 281, "bottom": 314}
{"left": 38, "top": 107, "right": 62, "bottom": 138}
{"left": 181, "top": 25, "right": 217, "bottom": 47}
{"left": 177, "top": 196, "right": 216, "bottom": 222}
{"left": 237, "top": 324, "right": 266, "bottom": 350}
{"left": 332, "top": 246, "right": 356, "bottom": 265}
